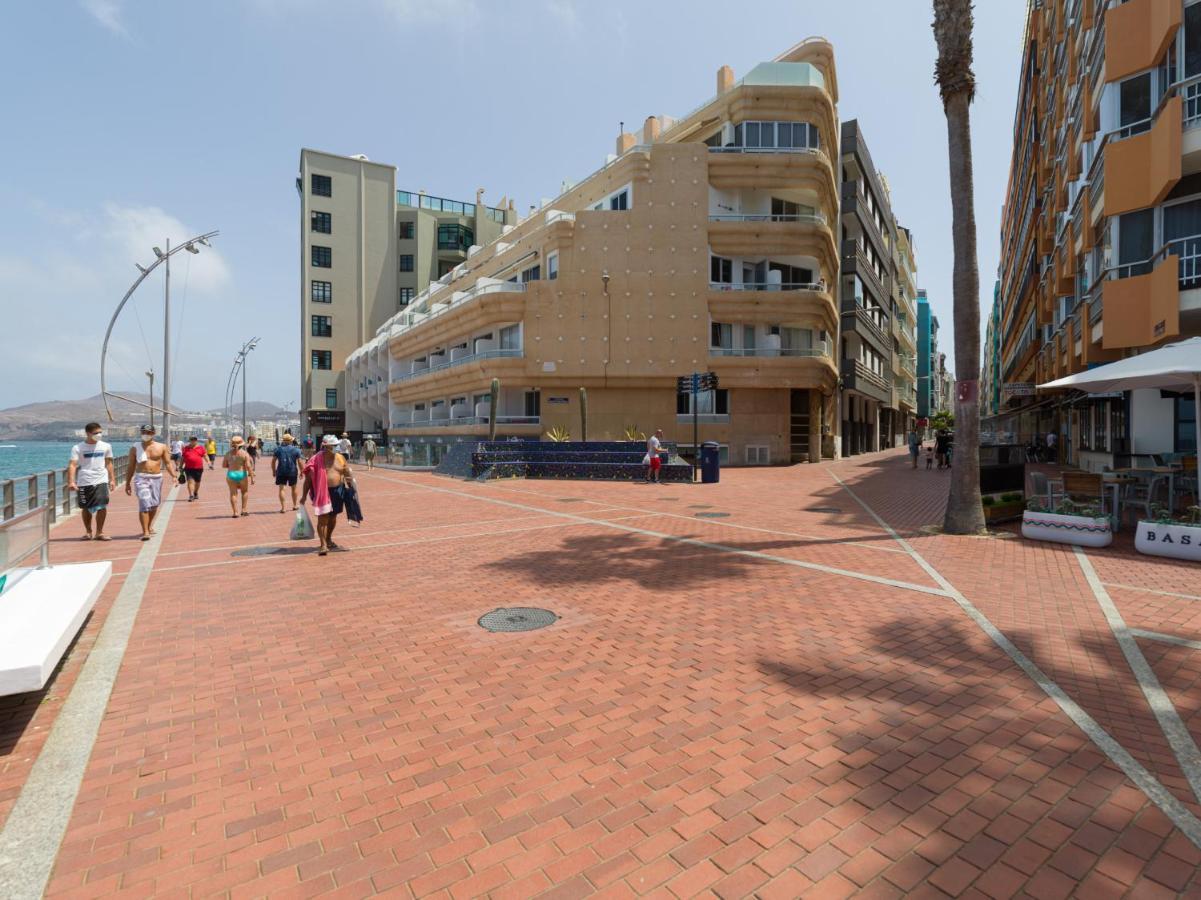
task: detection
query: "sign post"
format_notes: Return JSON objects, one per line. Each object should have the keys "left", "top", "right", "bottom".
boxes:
{"left": 677, "top": 371, "right": 718, "bottom": 483}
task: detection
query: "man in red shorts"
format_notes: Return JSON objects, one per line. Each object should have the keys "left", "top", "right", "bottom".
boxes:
{"left": 645, "top": 428, "right": 664, "bottom": 483}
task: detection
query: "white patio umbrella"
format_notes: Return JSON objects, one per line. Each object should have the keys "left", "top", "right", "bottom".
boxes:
{"left": 1038, "top": 336, "right": 1201, "bottom": 458}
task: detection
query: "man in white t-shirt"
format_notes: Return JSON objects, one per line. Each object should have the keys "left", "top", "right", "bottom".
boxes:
{"left": 66, "top": 422, "right": 116, "bottom": 541}
{"left": 645, "top": 429, "right": 664, "bottom": 484}
{"left": 338, "top": 432, "right": 353, "bottom": 459}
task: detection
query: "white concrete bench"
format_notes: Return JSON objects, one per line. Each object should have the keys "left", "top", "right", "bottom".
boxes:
{"left": 0, "top": 562, "right": 111, "bottom": 696}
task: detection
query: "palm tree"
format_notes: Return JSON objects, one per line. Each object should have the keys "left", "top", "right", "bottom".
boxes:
{"left": 933, "top": 0, "right": 985, "bottom": 534}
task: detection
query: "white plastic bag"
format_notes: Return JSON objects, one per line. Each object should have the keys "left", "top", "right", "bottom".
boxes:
{"left": 641, "top": 453, "right": 651, "bottom": 465}
{"left": 290, "top": 506, "right": 315, "bottom": 541}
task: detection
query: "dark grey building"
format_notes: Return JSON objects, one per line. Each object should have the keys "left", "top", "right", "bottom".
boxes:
{"left": 838, "top": 120, "right": 896, "bottom": 456}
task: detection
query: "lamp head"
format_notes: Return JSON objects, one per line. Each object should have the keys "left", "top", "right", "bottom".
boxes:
{"left": 152, "top": 247, "right": 164, "bottom": 259}
{"left": 185, "top": 243, "right": 199, "bottom": 254}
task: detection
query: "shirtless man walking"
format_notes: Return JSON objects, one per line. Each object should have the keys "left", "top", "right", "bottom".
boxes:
{"left": 124, "top": 424, "right": 175, "bottom": 541}
{"left": 223, "top": 435, "right": 255, "bottom": 517}
{"left": 303, "top": 434, "right": 355, "bottom": 556}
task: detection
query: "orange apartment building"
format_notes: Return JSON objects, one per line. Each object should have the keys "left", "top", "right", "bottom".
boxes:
{"left": 996, "top": 0, "right": 1200, "bottom": 468}
{"left": 345, "top": 39, "right": 845, "bottom": 467}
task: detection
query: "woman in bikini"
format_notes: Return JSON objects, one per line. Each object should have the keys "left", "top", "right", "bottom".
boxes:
{"left": 223, "top": 435, "right": 255, "bottom": 517}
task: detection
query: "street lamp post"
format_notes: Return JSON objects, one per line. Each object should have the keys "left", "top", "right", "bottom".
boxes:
{"left": 100, "top": 231, "right": 218, "bottom": 430}
{"left": 233, "top": 338, "right": 260, "bottom": 440}
{"left": 146, "top": 370, "right": 155, "bottom": 431}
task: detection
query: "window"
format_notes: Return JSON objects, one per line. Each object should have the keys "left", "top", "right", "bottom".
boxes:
{"left": 732, "top": 121, "right": 819, "bottom": 150}
{"left": 1187, "top": 1, "right": 1201, "bottom": 79}
{"left": 524, "top": 390, "right": 541, "bottom": 417}
{"left": 710, "top": 322, "right": 733, "bottom": 349}
{"left": 1119, "top": 73, "right": 1152, "bottom": 133}
{"left": 399, "top": 254, "right": 414, "bottom": 272}
{"left": 746, "top": 445, "right": 770, "bottom": 465}
{"left": 399, "top": 221, "right": 415, "bottom": 239}
{"left": 610, "top": 190, "right": 629, "bottom": 211}
{"left": 520, "top": 264, "right": 540, "bottom": 282}
{"left": 311, "top": 174, "right": 331, "bottom": 197}
{"left": 770, "top": 262, "right": 814, "bottom": 285}
{"left": 438, "top": 260, "right": 456, "bottom": 277}
{"left": 311, "top": 350, "right": 332, "bottom": 370}
{"left": 500, "top": 324, "right": 521, "bottom": 350}
{"left": 311, "top": 211, "right": 331, "bottom": 233}
{"left": 1117, "top": 209, "right": 1154, "bottom": 275}
{"left": 311, "top": 280, "right": 332, "bottom": 303}
{"left": 1178, "top": 395, "right": 1198, "bottom": 451}
{"left": 677, "top": 389, "right": 730, "bottom": 416}
{"left": 547, "top": 252, "right": 559, "bottom": 280}
{"left": 311, "top": 246, "right": 331, "bottom": 268}
{"left": 311, "top": 315, "right": 332, "bottom": 337}
{"left": 325, "top": 389, "right": 338, "bottom": 409}
{"left": 399, "top": 287, "right": 414, "bottom": 306}
{"left": 710, "top": 255, "right": 733, "bottom": 284}
{"left": 437, "top": 223, "right": 474, "bottom": 250}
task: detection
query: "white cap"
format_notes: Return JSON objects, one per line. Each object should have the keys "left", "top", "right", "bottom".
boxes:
{"left": 322, "top": 434, "right": 339, "bottom": 446}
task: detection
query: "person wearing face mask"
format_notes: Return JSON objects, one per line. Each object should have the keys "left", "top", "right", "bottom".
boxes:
{"left": 124, "top": 424, "right": 176, "bottom": 541}
{"left": 67, "top": 422, "right": 116, "bottom": 541}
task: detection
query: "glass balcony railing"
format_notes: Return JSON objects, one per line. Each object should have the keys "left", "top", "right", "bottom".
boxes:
{"left": 709, "top": 281, "right": 827, "bottom": 293}
{"left": 709, "top": 342, "right": 830, "bottom": 358}
{"left": 709, "top": 213, "right": 827, "bottom": 226}
{"left": 393, "top": 348, "right": 523, "bottom": 384}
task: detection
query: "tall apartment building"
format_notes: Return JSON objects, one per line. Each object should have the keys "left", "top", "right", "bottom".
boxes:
{"left": 297, "top": 148, "right": 513, "bottom": 438}
{"left": 346, "top": 39, "right": 842, "bottom": 466}
{"left": 982, "top": 280, "right": 1003, "bottom": 420}
{"left": 838, "top": 121, "right": 899, "bottom": 455}
{"left": 916, "top": 289, "right": 940, "bottom": 418}
{"left": 996, "top": 0, "right": 1199, "bottom": 467}
{"left": 894, "top": 225, "right": 920, "bottom": 440}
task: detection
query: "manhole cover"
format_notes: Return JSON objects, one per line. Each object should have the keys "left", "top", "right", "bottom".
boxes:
{"left": 478, "top": 608, "right": 558, "bottom": 633}
{"left": 695, "top": 512, "right": 730, "bottom": 518}
{"left": 808, "top": 506, "right": 842, "bottom": 514}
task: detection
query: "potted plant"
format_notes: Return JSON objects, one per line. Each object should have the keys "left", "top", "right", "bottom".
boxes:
{"left": 1134, "top": 505, "right": 1201, "bottom": 562}
{"left": 1021, "top": 498, "right": 1113, "bottom": 548}
{"left": 982, "top": 491, "right": 1024, "bottom": 524}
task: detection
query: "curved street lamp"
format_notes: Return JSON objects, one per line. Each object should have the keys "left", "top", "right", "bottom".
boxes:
{"left": 99, "top": 230, "right": 219, "bottom": 446}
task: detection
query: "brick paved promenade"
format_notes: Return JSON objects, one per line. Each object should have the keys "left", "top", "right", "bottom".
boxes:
{"left": 3, "top": 449, "right": 1201, "bottom": 897}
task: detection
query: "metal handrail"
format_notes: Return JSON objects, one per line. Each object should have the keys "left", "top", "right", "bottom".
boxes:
{"left": 710, "top": 343, "right": 829, "bottom": 358}
{"left": 709, "top": 281, "right": 826, "bottom": 292}
{"left": 393, "top": 348, "right": 523, "bottom": 384}
{"left": 709, "top": 213, "right": 827, "bottom": 225}
{"left": 2, "top": 456, "right": 130, "bottom": 523}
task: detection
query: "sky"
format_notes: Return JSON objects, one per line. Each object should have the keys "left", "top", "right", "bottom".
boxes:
{"left": 0, "top": 0, "right": 1027, "bottom": 412}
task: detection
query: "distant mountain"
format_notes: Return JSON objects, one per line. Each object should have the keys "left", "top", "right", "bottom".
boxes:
{"left": 0, "top": 394, "right": 293, "bottom": 440}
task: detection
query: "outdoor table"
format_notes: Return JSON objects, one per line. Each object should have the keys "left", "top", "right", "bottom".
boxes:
{"left": 1113, "top": 466, "right": 1181, "bottom": 512}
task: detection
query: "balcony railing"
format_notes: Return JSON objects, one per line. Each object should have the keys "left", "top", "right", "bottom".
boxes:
{"left": 709, "top": 281, "right": 827, "bottom": 293}
{"left": 708, "top": 146, "right": 824, "bottom": 157}
{"left": 844, "top": 359, "right": 889, "bottom": 392}
{"left": 710, "top": 342, "right": 830, "bottom": 359}
{"left": 393, "top": 348, "right": 523, "bottom": 384}
{"left": 1185, "top": 79, "right": 1201, "bottom": 130}
{"left": 708, "top": 213, "right": 827, "bottom": 226}
{"left": 389, "top": 282, "right": 527, "bottom": 338}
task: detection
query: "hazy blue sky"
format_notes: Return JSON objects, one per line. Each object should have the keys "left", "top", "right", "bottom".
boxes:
{"left": 0, "top": 0, "right": 1026, "bottom": 411}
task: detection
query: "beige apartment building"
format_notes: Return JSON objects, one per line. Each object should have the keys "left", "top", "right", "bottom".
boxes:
{"left": 297, "top": 149, "right": 513, "bottom": 437}
{"left": 346, "top": 39, "right": 843, "bottom": 466}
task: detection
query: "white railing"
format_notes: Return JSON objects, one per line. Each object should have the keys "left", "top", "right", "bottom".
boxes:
{"left": 389, "top": 282, "right": 527, "bottom": 339}
{"left": 708, "top": 146, "right": 823, "bottom": 157}
{"left": 1184, "top": 79, "right": 1201, "bottom": 130}
{"left": 709, "top": 213, "right": 826, "bottom": 226}
{"left": 709, "top": 343, "right": 829, "bottom": 358}
{"left": 709, "top": 281, "right": 826, "bottom": 293}
{"left": 390, "top": 415, "right": 540, "bottom": 429}
{"left": 393, "top": 348, "right": 523, "bottom": 384}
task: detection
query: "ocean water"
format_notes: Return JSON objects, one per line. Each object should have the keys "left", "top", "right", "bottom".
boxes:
{"left": 0, "top": 440, "right": 135, "bottom": 510}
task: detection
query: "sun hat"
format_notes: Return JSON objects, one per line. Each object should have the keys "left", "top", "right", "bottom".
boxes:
{"left": 322, "top": 435, "right": 339, "bottom": 446}
{"left": 282, "top": 433, "right": 294, "bottom": 443}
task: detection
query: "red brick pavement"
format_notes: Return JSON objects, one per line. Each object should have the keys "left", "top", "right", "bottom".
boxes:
{"left": 3, "top": 449, "right": 1200, "bottom": 897}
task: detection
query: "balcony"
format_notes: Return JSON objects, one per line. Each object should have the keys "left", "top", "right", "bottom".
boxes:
{"left": 1104, "top": 96, "right": 1182, "bottom": 216}
{"left": 390, "top": 415, "right": 540, "bottom": 430}
{"left": 1104, "top": 0, "right": 1180, "bottom": 83}
{"left": 708, "top": 213, "right": 834, "bottom": 260}
{"left": 388, "top": 281, "right": 527, "bottom": 342}
{"left": 709, "top": 281, "right": 827, "bottom": 293}
{"left": 707, "top": 144, "right": 836, "bottom": 194}
{"left": 392, "top": 348, "right": 524, "bottom": 385}
{"left": 841, "top": 306, "right": 890, "bottom": 356}
{"left": 1098, "top": 239, "right": 1189, "bottom": 349}
{"left": 840, "top": 359, "right": 891, "bottom": 404}
{"left": 710, "top": 342, "right": 830, "bottom": 359}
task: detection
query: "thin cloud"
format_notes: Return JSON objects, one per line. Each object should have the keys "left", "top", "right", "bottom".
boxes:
{"left": 80, "top": 0, "right": 128, "bottom": 36}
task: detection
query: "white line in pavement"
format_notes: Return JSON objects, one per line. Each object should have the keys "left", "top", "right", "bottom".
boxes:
{"left": 1075, "top": 547, "right": 1201, "bottom": 807}
{"left": 1102, "top": 582, "right": 1201, "bottom": 603}
{"left": 381, "top": 475, "right": 952, "bottom": 599}
{"left": 1130, "top": 628, "right": 1201, "bottom": 653}
{"left": 148, "top": 516, "right": 654, "bottom": 574}
{"left": 828, "top": 471, "right": 1201, "bottom": 849}
{"left": 0, "top": 486, "right": 181, "bottom": 899}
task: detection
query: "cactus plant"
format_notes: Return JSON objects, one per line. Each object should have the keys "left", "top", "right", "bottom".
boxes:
{"left": 623, "top": 425, "right": 645, "bottom": 442}
{"left": 579, "top": 387, "right": 588, "bottom": 442}
{"left": 488, "top": 377, "right": 500, "bottom": 441}
{"left": 545, "top": 425, "right": 571, "bottom": 442}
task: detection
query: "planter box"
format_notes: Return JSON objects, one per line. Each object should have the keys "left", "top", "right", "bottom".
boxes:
{"left": 1134, "top": 521, "right": 1201, "bottom": 562}
{"left": 1021, "top": 510, "right": 1113, "bottom": 547}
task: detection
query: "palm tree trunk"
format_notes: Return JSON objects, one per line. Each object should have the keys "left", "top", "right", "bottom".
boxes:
{"left": 934, "top": 0, "right": 985, "bottom": 534}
